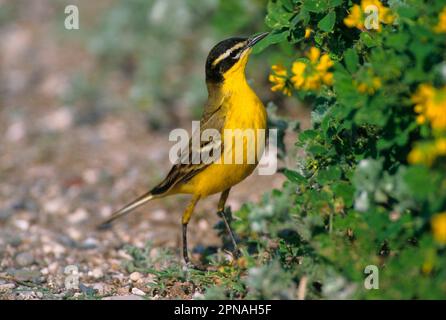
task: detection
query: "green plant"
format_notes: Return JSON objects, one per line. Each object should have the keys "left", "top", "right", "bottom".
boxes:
{"left": 246, "top": 0, "right": 446, "bottom": 299}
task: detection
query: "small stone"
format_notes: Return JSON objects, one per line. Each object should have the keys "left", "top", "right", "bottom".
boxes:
{"left": 36, "top": 292, "right": 43, "bottom": 298}
{"left": 41, "top": 108, "right": 73, "bottom": 132}
{"left": 192, "top": 291, "right": 205, "bottom": 299}
{"left": 129, "top": 272, "right": 142, "bottom": 282}
{"left": 12, "top": 269, "right": 42, "bottom": 283}
{"left": 102, "top": 294, "right": 144, "bottom": 300}
{"left": 151, "top": 209, "right": 167, "bottom": 221}
{"left": 80, "top": 237, "right": 98, "bottom": 249}
{"left": 68, "top": 208, "right": 88, "bottom": 224}
{"left": 15, "top": 252, "right": 34, "bottom": 267}
{"left": 91, "top": 268, "right": 103, "bottom": 279}
{"left": 198, "top": 219, "right": 209, "bottom": 230}
{"left": 13, "top": 219, "right": 29, "bottom": 231}
{"left": 131, "top": 287, "right": 146, "bottom": 296}
{"left": 6, "top": 235, "right": 22, "bottom": 247}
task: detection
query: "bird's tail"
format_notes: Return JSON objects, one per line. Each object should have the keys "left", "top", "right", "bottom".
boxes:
{"left": 97, "top": 191, "right": 156, "bottom": 230}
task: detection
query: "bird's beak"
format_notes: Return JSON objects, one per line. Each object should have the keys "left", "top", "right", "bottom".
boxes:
{"left": 247, "top": 32, "right": 269, "bottom": 48}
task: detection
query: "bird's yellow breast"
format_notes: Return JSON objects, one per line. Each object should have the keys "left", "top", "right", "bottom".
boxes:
{"left": 178, "top": 79, "right": 267, "bottom": 197}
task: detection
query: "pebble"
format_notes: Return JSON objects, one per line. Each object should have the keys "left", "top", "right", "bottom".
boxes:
{"left": 129, "top": 272, "right": 142, "bottom": 282}
{"left": 91, "top": 267, "right": 104, "bottom": 279}
{"left": 12, "top": 269, "right": 42, "bottom": 283}
{"left": 68, "top": 208, "right": 88, "bottom": 224}
{"left": 13, "top": 219, "right": 30, "bottom": 231}
{"left": 15, "top": 252, "right": 34, "bottom": 267}
{"left": 131, "top": 287, "right": 146, "bottom": 296}
{"left": 102, "top": 294, "right": 144, "bottom": 300}
{"left": 80, "top": 237, "right": 98, "bottom": 250}
{"left": 6, "top": 235, "right": 23, "bottom": 247}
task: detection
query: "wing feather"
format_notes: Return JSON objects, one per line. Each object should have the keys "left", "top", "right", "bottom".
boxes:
{"left": 150, "top": 93, "right": 227, "bottom": 195}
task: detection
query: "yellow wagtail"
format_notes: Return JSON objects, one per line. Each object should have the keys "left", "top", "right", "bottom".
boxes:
{"left": 99, "top": 33, "right": 269, "bottom": 267}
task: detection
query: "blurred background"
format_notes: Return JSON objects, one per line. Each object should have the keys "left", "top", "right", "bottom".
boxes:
{"left": 0, "top": 0, "right": 308, "bottom": 298}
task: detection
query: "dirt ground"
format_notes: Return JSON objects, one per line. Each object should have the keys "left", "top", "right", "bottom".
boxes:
{"left": 0, "top": 2, "right": 309, "bottom": 299}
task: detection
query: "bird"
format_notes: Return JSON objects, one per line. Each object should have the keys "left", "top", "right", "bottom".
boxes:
{"left": 98, "top": 32, "right": 269, "bottom": 268}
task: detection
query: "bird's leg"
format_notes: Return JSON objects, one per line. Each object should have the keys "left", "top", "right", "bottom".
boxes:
{"left": 181, "top": 195, "right": 201, "bottom": 268}
{"left": 217, "top": 188, "right": 240, "bottom": 257}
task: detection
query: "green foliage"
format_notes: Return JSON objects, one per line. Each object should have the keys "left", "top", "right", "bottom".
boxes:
{"left": 236, "top": 0, "right": 446, "bottom": 299}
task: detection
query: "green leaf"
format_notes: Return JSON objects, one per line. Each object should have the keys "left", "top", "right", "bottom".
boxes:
{"left": 329, "top": 0, "right": 343, "bottom": 7}
{"left": 402, "top": 166, "right": 437, "bottom": 201}
{"left": 360, "top": 32, "right": 379, "bottom": 48}
{"left": 318, "top": 11, "right": 336, "bottom": 32}
{"left": 344, "top": 48, "right": 359, "bottom": 74}
{"left": 332, "top": 182, "right": 355, "bottom": 207}
{"left": 303, "top": 0, "right": 329, "bottom": 13}
{"left": 283, "top": 169, "right": 306, "bottom": 184}
{"left": 265, "top": 0, "right": 294, "bottom": 29}
{"left": 316, "top": 166, "right": 342, "bottom": 184}
{"left": 252, "top": 30, "right": 289, "bottom": 53}
{"left": 298, "top": 129, "right": 318, "bottom": 143}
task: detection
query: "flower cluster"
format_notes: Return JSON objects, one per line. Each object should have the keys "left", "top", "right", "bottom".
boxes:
{"left": 431, "top": 212, "right": 446, "bottom": 244}
{"left": 408, "top": 84, "right": 446, "bottom": 166}
{"left": 269, "top": 64, "right": 292, "bottom": 96}
{"left": 434, "top": 6, "right": 446, "bottom": 33}
{"left": 291, "top": 47, "right": 334, "bottom": 91}
{"left": 344, "top": 0, "right": 394, "bottom": 31}
{"left": 269, "top": 47, "right": 334, "bottom": 95}
{"left": 411, "top": 84, "right": 446, "bottom": 130}
{"left": 408, "top": 138, "right": 446, "bottom": 166}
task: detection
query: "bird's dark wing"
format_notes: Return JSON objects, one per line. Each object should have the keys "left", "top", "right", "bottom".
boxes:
{"left": 150, "top": 93, "right": 227, "bottom": 195}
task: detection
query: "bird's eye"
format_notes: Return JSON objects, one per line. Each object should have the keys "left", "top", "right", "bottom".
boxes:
{"left": 231, "top": 49, "right": 241, "bottom": 59}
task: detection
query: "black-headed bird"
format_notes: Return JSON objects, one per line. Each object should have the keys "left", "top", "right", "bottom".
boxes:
{"left": 99, "top": 33, "right": 269, "bottom": 267}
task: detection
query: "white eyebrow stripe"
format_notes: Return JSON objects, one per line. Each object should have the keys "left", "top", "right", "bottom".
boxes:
{"left": 212, "top": 41, "right": 247, "bottom": 67}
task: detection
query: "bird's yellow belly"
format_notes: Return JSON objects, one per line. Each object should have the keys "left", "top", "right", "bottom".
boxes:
{"left": 177, "top": 96, "right": 267, "bottom": 197}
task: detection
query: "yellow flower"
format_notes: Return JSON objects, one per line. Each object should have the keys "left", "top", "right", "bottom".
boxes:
{"left": 291, "top": 61, "right": 306, "bottom": 89}
{"left": 316, "top": 54, "right": 334, "bottom": 73}
{"left": 412, "top": 85, "right": 446, "bottom": 131}
{"left": 269, "top": 64, "right": 291, "bottom": 96}
{"left": 355, "top": 76, "right": 382, "bottom": 95}
{"left": 432, "top": 213, "right": 446, "bottom": 244}
{"left": 408, "top": 147, "right": 426, "bottom": 165}
{"left": 434, "top": 6, "right": 446, "bottom": 33}
{"left": 344, "top": 0, "right": 394, "bottom": 31}
{"left": 435, "top": 138, "right": 446, "bottom": 154}
{"left": 304, "top": 74, "right": 321, "bottom": 91}
{"left": 291, "top": 47, "right": 334, "bottom": 91}
{"left": 416, "top": 114, "right": 426, "bottom": 125}
{"left": 307, "top": 47, "right": 320, "bottom": 63}
{"left": 344, "top": 5, "right": 363, "bottom": 29}
{"left": 304, "top": 27, "right": 312, "bottom": 39}
{"left": 408, "top": 136, "right": 446, "bottom": 166}
{"left": 322, "top": 72, "right": 334, "bottom": 86}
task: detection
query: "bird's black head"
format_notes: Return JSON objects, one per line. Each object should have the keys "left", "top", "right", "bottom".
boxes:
{"left": 205, "top": 33, "right": 268, "bottom": 83}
